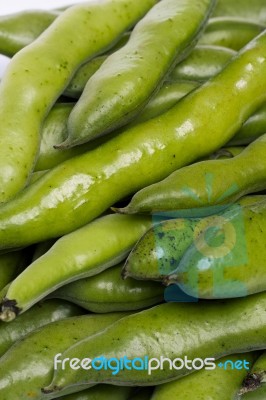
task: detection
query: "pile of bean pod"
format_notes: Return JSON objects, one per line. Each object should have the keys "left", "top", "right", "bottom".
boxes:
{"left": 0, "top": 0, "right": 265, "bottom": 399}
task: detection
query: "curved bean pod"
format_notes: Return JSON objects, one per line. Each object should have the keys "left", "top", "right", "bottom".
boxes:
{"left": 199, "top": 17, "right": 266, "bottom": 50}
{"left": 52, "top": 263, "right": 164, "bottom": 313}
{"left": 0, "top": 30, "right": 265, "bottom": 250}
{"left": 119, "top": 134, "right": 266, "bottom": 214}
{"left": 0, "top": 214, "right": 151, "bottom": 321}
{"left": 166, "top": 198, "right": 266, "bottom": 298}
{"left": 169, "top": 45, "right": 235, "bottom": 82}
{"left": 0, "top": 0, "right": 157, "bottom": 202}
{"left": 0, "top": 312, "right": 128, "bottom": 400}
{"left": 43, "top": 292, "right": 266, "bottom": 392}
{"left": 0, "top": 10, "right": 60, "bottom": 57}
{"left": 36, "top": 81, "right": 199, "bottom": 171}
{"left": 123, "top": 196, "right": 262, "bottom": 281}
{"left": 63, "top": 0, "right": 215, "bottom": 147}
{"left": 213, "top": 0, "right": 266, "bottom": 24}
{"left": 0, "top": 299, "right": 83, "bottom": 358}
{"left": 151, "top": 353, "right": 257, "bottom": 400}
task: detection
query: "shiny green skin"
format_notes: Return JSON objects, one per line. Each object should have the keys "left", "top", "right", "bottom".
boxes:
{"left": 124, "top": 217, "right": 200, "bottom": 281}
{"left": 241, "top": 352, "right": 266, "bottom": 398}
{"left": 45, "top": 292, "right": 266, "bottom": 391}
{"left": 0, "top": 0, "right": 157, "bottom": 203}
{"left": 0, "top": 214, "right": 151, "bottom": 320}
{"left": 65, "top": 0, "right": 215, "bottom": 147}
{"left": 229, "top": 103, "right": 266, "bottom": 145}
{"left": 61, "top": 386, "right": 132, "bottom": 400}
{"left": 123, "top": 196, "right": 260, "bottom": 282}
{"left": 169, "top": 45, "right": 235, "bottom": 82}
{"left": 199, "top": 17, "right": 266, "bottom": 50}
{"left": 151, "top": 353, "right": 256, "bottom": 400}
{"left": 0, "top": 250, "right": 24, "bottom": 291}
{"left": 0, "top": 313, "right": 128, "bottom": 400}
{"left": 0, "top": 10, "right": 60, "bottom": 57}
{"left": 52, "top": 263, "right": 164, "bottom": 313}
{"left": 0, "top": 299, "right": 82, "bottom": 358}
{"left": 36, "top": 82, "right": 199, "bottom": 171}
{"left": 213, "top": 0, "right": 266, "bottom": 25}
{"left": 167, "top": 198, "right": 266, "bottom": 298}
{"left": 64, "top": 33, "right": 131, "bottom": 99}
{"left": 0, "top": 31, "right": 266, "bottom": 249}
{"left": 122, "top": 134, "right": 266, "bottom": 214}
{"left": 64, "top": 44, "right": 227, "bottom": 100}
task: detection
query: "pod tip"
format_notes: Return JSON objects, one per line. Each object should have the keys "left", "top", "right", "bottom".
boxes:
{"left": 53, "top": 140, "right": 70, "bottom": 150}
{"left": 239, "top": 373, "right": 263, "bottom": 394}
{"left": 41, "top": 385, "right": 61, "bottom": 395}
{"left": 0, "top": 299, "right": 20, "bottom": 322}
{"left": 111, "top": 206, "right": 135, "bottom": 214}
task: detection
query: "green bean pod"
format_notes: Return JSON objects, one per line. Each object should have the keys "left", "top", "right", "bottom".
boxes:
{"left": 64, "top": 32, "right": 131, "bottom": 99}
{"left": 43, "top": 292, "right": 266, "bottom": 392}
{"left": 0, "top": 299, "right": 83, "bottom": 358}
{"left": 52, "top": 263, "right": 164, "bottom": 313}
{"left": 0, "top": 10, "right": 60, "bottom": 57}
{"left": 165, "top": 198, "right": 266, "bottom": 299}
{"left": 199, "top": 17, "right": 266, "bottom": 50}
{"left": 63, "top": 0, "right": 216, "bottom": 147}
{"left": 229, "top": 103, "right": 266, "bottom": 145}
{"left": 0, "top": 250, "right": 24, "bottom": 291}
{"left": 151, "top": 353, "right": 257, "bottom": 400}
{"left": 0, "top": 214, "right": 151, "bottom": 321}
{"left": 119, "top": 134, "right": 266, "bottom": 214}
{"left": 64, "top": 44, "right": 230, "bottom": 100}
{"left": 169, "top": 45, "right": 235, "bottom": 82}
{"left": 36, "top": 81, "right": 199, "bottom": 171}
{"left": 213, "top": 0, "right": 266, "bottom": 25}
{"left": 123, "top": 196, "right": 262, "bottom": 281}
{"left": 0, "top": 30, "right": 266, "bottom": 250}
{"left": 61, "top": 386, "right": 133, "bottom": 400}
{"left": 241, "top": 352, "right": 266, "bottom": 399}
{"left": 0, "top": 0, "right": 158, "bottom": 203}
{"left": 0, "top": 312, "right": 128, "bottom": 400}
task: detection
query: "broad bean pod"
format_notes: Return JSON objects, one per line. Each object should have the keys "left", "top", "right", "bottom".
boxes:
{"left": 199, "top": 17, "right": 266, "bottom": 50}
{"left": 119, "top": 134, "right": 266, "bottom": 214}
{"left": 151, "top": 353, "right": 257, "bottom": 400}
{"left": 0, "top": 312, "right": 128, "bottom": 399}
{"left": 0, "top": 214, "right": 151, "bottom": 321}
{"left": 0, "top": 9, "right": 60, "bottom": 57}
{"left": 63, "top": 0, "right": 215, "bottom": 146}
{"left": 0, "top": 299, "right": 83, "bottom": 358}
{"left": 0, "top": 0, "right": 158, "bottom": 202}
{"left": 52, "top": 263, "right": 164, "bottom": 313}
{"left": 44, "top": 292, "right": 266, "bottom": 392}
{"left": 123, "top": 196, "right": 262, "bottom": 281}
{"left": 0, "top": 30, "right": 265, "bottom": 250}
{"left": 166, "top": 198, "right": 266, "bottom": 298}
{"left": 213, "top": 0, "right": 266, "bottom": 24}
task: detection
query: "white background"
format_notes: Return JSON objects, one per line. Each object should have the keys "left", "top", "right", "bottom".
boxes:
{"left": 0, "top": 0, "right": 88, "bottom": 15}
{"left": 0, "top": 0, "right": 90, "bottom": 77}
